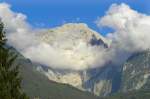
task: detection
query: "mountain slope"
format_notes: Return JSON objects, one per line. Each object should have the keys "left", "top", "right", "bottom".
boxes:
{"left": 103, "top": 50, "right": 150, "bottom": 99}
{"left": 105, "top": 90, "right": 150, "bottom": 99}
{"left": 120, "top": 50, "right": 150, "bottom": 92}
{"left": 8, "top": 46, "right": 99, "bottom": 99}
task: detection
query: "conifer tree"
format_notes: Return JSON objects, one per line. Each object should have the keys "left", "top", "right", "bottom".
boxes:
{"left": 0, "top": 20, "right": 29, "bottom": 99}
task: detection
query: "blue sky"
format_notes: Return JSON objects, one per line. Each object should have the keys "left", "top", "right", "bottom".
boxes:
{"left": 0, "top": 0, "right": 150, "bottom": 35}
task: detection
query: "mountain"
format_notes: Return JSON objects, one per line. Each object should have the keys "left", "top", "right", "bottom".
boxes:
{"left": 8, "top": 46, "right": 99, "bottom": 99}
{"left": 33, "top": 23, "right": 150, "bottom": 97}
{"left": 34, "top": 23, "right": 118, "bottom": 96}
{"left": 37, "top": 23, "right": 108, "bottom": 48}
{"left": 6, "top": 23, "right": 150, "bottom": 99}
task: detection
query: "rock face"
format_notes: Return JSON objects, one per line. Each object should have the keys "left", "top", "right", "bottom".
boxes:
{"left": 37, "top": 67, "right": 83, "bottom": 88}
{"left": 82, "top": 65, "right": 121, "bottom": 96}
{"left": 121, "top": 50, "right": 150, "bottom": 92}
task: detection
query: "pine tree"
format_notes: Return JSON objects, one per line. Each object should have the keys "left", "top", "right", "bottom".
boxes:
{"left": 0, "top": 20, "right": 29, "bottom": 99}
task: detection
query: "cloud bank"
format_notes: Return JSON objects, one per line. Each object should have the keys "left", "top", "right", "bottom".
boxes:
{"left": 0, "top": 3, "right": 107, "bottom": 70}
{"left": 0, "top": 3, "right": 150, "bottom": 70}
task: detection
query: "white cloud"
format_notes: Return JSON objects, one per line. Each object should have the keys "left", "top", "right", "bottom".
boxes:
{"left": 23, "top": 42, "right": 107, "bottom": 70}
{"left": 0, "top": 3, "right": 108, "bottom": 70}
{"left": 96, "top": 3, "right": 150, "bottom": 65}
{"left": 1, "top": 3, "right": 150, "bottom": 71}
{"left": 0, "top": 3, "right": 37, "bottom": 50}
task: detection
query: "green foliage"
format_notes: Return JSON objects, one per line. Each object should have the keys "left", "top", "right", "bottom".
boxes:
{"left": 0, "top": 20, "right": 29, "bottom": 99}
{"left": 0, "top": 20, "right": 6, "bottom": 47}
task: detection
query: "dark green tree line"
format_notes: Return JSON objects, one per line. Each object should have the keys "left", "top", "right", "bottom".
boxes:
{"left": 0, "top": 20, "right": 29, "bottom": 99}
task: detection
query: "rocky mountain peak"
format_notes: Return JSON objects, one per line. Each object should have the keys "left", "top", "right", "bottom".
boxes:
{"left": 37, "top": 23, "right": 108, "bottom": 48}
